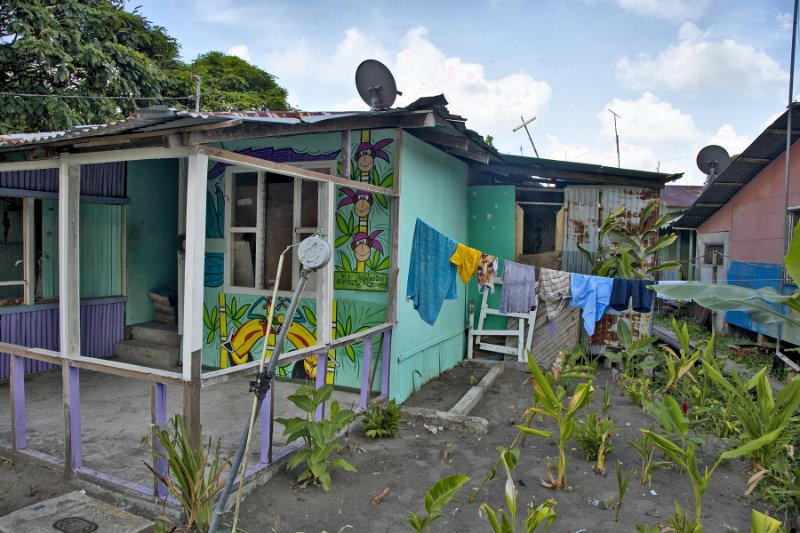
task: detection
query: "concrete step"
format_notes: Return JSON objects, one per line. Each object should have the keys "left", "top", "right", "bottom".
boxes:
{"left": 128, "top": 321, "right": 180, "bottom": 346}
{"left": 114, "top": 338, "right": 180, "bottom": 370}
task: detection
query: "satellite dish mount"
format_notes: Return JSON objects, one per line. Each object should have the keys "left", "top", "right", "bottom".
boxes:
{"left": 696, "top": 145, "right": 731, "bottom": 179}
{"left": 355, "top": 59, "right": 401, "bottom": 111}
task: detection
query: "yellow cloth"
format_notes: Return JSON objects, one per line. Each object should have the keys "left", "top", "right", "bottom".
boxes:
{"left": 449, "top": 243, "right": 482, "bottom": 284}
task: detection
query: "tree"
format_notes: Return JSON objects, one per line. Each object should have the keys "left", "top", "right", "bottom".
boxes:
{"left": 189, "top": 52, "right": 291, "bottom": 112}
{"left": 0, "top": 0, "right": 188, "bottom": 133}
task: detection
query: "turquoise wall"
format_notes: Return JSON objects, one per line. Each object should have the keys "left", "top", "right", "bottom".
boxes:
{"left": 126, "top": 159, "right": 179, "bottom": 325}
{"left": 467, "top": 185, "right": 517, "bottom": 329}
{"left": 41, "top": 201, "right": 123, "bottom": 299}
{"left": 393, "top": 132, "right": 469, "bottom": 403}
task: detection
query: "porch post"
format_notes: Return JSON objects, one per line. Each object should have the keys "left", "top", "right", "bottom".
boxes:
{"left": 181, "top": 150, "right": 208, "bottom": 449}
{"left": 59, "top": 157, "right": 82, "bottom": 477}
{"left": 151, "top": 382, "right": 168, "bottom": 497}
{"left": 315, "top": 180, "right": 335, "bottom": 422}
{"left": 360, "top": 337, "right": 372, "bottom": 410}
{"left": 9, "top": 355, "right": 26, "bottom": 450}
{"left": 381, "top": 329, "right": 392, "bottom": 397}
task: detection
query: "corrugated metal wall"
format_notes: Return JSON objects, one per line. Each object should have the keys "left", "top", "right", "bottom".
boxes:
{"left": 0, "top": 299, "right": 125, "bottom": 379}
{"left": 561, "top": 185, "right": 660, "bottom": 350}
{"left": 0, "top": 163, "right": 126, "bottom": 198}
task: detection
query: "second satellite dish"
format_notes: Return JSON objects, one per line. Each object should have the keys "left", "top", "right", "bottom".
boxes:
{"left": 355, "top": 60, "right": 401, "bottom": 111}
{"left": 696, "top": 145, "right": 731, "bottom": 177}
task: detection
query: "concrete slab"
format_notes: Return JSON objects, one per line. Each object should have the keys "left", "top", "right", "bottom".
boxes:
{"left": 450, "top": 364, "right": 504, "bottom": 416}
{"left": 0, "top": 491, "right": 152, "bottom": 533}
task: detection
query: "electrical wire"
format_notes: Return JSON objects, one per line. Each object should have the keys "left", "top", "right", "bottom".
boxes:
{"left": 0, "top": 90, "right": 195, "bottom": 101}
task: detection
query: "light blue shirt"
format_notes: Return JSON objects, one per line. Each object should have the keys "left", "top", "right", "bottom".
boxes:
{"left": 569, "top": 273, "right": 613, "bottom": 336}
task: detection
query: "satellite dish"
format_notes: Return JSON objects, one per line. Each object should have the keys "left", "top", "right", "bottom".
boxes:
{"left": 355, "top": 59, "right": 400, "bottom": 111}
{"left": 696, "top": 145, "right": 731, "bottom": 177}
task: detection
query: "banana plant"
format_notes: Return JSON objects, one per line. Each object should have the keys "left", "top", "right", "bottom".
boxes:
{"left": 603, "top": 319, "right": 658, "bottom": 381}
{"left": 642, "top": 425, "right": 784, "bottom": 530}
{"left": 518, "top": 353, "right": 594, "bottom": 489}
{"left": 405, "top": 474, "right": 470, "bottom": 533}
{"left": 750, "top": 510, "right": 784, "bottom": 533}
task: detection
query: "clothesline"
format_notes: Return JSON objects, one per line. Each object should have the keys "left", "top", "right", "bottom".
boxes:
{"left": 405, "top": 218, "right": 656, "bottom": 336}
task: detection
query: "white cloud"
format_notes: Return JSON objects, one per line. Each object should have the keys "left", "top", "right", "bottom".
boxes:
{"left": 706, "top": 124, "right": 750, "bottom": 156}
{"left": 600, "top": 92, "right": 702, "bottom": 145}
{"left": 227, "top": 44, "right": 251, "bottom": 62}
{"left": 616, "top": 22, "right": 787, "bottom": 94}
{"left": 611, "top": 0, "right": 711, "bottom": 21}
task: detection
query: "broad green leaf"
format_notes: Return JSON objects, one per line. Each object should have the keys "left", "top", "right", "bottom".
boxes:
{"left": 751, "top": 509, "right": 783, "bottom": 533}
{"left": 718, "top": 428, "right": 784, "bottom": 462}
{"left": 516, "top": 425, "right": 552, "bottom": 438}
{"left": 423, "top": 474, "right": 470, "bottom": 515}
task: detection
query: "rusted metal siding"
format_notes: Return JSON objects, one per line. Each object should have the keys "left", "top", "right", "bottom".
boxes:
{"left": 561, "top": 185, "right": 659, "bottom": 348}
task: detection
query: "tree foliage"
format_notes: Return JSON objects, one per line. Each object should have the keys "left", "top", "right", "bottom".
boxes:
{"left": 0, "top": 1, "right": 291, "bottom": 134}
{"left": 189, "top": 52, "right": 290, "bottom": 112}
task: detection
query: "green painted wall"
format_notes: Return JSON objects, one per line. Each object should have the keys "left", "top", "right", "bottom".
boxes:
{"left": 126, "top": 159, "right": 179, "bottom": 325}
{"left": 467, "top": 185, "right": 517, "bottom": 329}
{"left": 41, "top": 201, "right": 123, "bottom": 299}
{"left": 393, "top": 132, "right": 469, "bottom": 403}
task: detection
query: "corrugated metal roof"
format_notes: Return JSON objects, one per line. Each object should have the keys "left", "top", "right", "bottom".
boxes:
{"left": 678, "top": 103, "right": 800, "bottom": 228}
{"left": 660, "top": 185, "right": 703, "bottom": 207}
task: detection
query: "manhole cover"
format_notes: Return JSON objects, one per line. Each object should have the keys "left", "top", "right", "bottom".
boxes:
{"left": 52, "top": 517, "right": 99, "bottom": 533}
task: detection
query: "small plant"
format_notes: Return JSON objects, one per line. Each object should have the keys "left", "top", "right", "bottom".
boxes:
{"left": 405, "top": 474, "right": 470, "bottom": 532}
{"left": 518, "top": 353, "right": 594, "bottom": 489}
{"left": 660, "top": 318, "right": 702, "bottom": 394}
{"left": 604, "top": 319, "right": 658, "bottom": 384}
{"left": 627, "top": 431, "right": 670, "bottom": 486}
{"left": 635, "top": 525, "right": 660, "bottom": 533}
{"left": 615, "top": 462, "right": 634, "bottom": 522}
{"left": 362, "top": 400, "right": 402, "bottom": 439}
{"left": 625, "top": 376, "right": 654, "bottom": 408}
{"left": 275, "top": 383, "right": 356, "bottom": 491}
{"left": 479, "top": 447, "right": 557, "bottom": 532}
{"left": 144, "top": 415, "right": 228, "bottom": 533}
{"left": 573, "top": 410, "right": 617, "bottom": 476}
{"left": 601, "top": 380, "right": 613, "bottom": 416}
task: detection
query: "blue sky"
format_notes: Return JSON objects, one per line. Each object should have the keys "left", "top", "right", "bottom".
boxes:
{"left": 131, "top": 0, "right": 795, "bottom": 184}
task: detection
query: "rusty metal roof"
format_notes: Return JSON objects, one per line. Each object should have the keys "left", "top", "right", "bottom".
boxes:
{"left": 660, "top": 185, "right": 703, "bottom": 207}
{"left": 678, "top": 103, "right": 800, "bottom": 228}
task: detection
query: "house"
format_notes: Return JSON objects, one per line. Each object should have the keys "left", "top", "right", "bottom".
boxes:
{"left": 0, "top": 96, "right": 680, "bottom": 501}
{"left": 658, "top": 185, "right": 703, "bottom": 280}
{"left": 677, "top": 103, "right": 800, "bottom": 344}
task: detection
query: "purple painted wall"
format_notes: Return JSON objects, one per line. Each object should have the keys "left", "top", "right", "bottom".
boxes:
{"left": 0, "top": 299, "right": 125, "bottom": 379}
{"left": 0, "top": 162, "right": 126, "bottom": 197}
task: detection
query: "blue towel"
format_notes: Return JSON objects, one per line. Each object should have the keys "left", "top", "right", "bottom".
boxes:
{"left": 570, "top": 273, "right": 613, "bottom": 336}
{"left": 406, "top": 219, "right": 458, "bottom": 325}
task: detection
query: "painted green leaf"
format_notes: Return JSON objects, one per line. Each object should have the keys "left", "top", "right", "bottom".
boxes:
{"left": 203, "top": 304, "right": 212, "bottom": 329}
{"left": 339, "top": 251, "right": 353, "bottom": 272}
{"left": 234, "top": 304, "right": 250, "bottom": 321}
{"left": 376, "top": 193, "right": 388, "bottom": 209}
{"left": 206, "top": 330, "right": 215, "bottom": 344}
{"left": 376, "top": 256, "right": 390, "bottom": 271}
{"left": 347, "top": 211, "right": 355, "bottom": 233}
{"left": 345, "top": 344, "right": 356, "bottom": 362}
{"left": 345, "top": 315, "right": 352, "bottom": 334}
{"left": 334, "top": 234, "right": 351, "bottom": 248}
{"left": 303, "top": 305, "right": 317, "bottom": 327}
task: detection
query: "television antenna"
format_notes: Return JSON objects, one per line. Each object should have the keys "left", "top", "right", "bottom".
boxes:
{"left": 355, "top": 59, "right": 402, "bottom": 111}
{"left": 513, "top": 115, "right": 539, "bottom": 157}
{"left": 696, "top": 145, "right": 731, "bottom": 179}
{"left": 608, "top": 108, "right": 621, "bottom": 168}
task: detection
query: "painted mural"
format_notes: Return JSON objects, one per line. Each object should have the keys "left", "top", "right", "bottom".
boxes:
{"left": 334, "top": 130, "right": 393, "bottom": 291}
{"left": 200, "top": 133, "right": 390, "bottom": 389}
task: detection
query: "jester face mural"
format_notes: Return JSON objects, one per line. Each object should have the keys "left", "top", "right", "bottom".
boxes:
{"left": 356, "top": 139, "right": 392, "bottom": 176}
{"left": 351, "top": 230, "right": 383, "bottom": 263}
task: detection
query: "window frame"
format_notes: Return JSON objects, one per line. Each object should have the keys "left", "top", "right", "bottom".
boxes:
{"left": 702, "top": 243, "right": 724, "bottom": 266}
{"left": 223, "top": 161, "right": 335, "bottom": 296}
{"left": 0, "top": 197, "right": 37, "bottom": 306}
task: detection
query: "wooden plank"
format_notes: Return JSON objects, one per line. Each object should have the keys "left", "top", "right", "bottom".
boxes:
{"left": 327, "top": 323, "right": 395, "bottom": 350}
{"left": 199, "top": 344, "right": 323, "bottom": 387}
{"left": 70, "top": 355, "right": 184, "bottom": 385}
{"left": 360, "top": 337, "right": 372, "bottom": 410}
{"left": 199, "top": 146, "right": 399, "bottom": 198}
{"left": 182, "top": 349, "right": 202, "bottom": 449}
{"left": 407, "top": 128, "right": 469, "bottom": 150}
{"left": 182, "top": 150, "right": 208, "bottom": 379}
{"left": 316, "top": 180, "right": 334, "bottom": 347}
{"left": 22, "top": 198, "right": 34, "bottom": 305}
{"left": 9, "top": 355, "right": 26, "bottom": 450}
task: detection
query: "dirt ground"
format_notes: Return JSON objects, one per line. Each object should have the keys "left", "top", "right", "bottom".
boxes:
{"left": 0, "top": 364, "right": 775, "bottom": 532}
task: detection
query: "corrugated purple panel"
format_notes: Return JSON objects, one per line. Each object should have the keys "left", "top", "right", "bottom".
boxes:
{"left": 0, "top": 163, "right": 126, "bottom": 198}
{"left": 80, "top": 301, "right": 125, "bottom": 358}
{"left": 0, "top": 307, "right": 59, "bottom": 379}
{"left": 0, "top": 300, "right": 125, "bottom": 379}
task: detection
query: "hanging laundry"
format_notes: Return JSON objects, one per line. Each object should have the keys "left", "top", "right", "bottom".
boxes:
{"left": 569, "top": 273, "right": 613, "bottom": 336}
{"left": 499, "top": 261, "right": 537, "bottom": 314}
{"left": 538, "top": 267, "right": 571, "bottom": 319}
{"left": 477, "top": 253, "right": 498, "bottom": 294}
{"left": 609, "top": 279, "right": 655, "bottom": 312}
{"left": 406, "top": 219, "right": 458, "bottom": 325}
{"left": 450, "top": 243, "right": 482, "bottom": 284}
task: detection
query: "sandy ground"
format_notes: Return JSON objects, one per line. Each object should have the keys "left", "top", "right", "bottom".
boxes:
{"left": 0, "top": 364, "right": 776, "bottom": 532}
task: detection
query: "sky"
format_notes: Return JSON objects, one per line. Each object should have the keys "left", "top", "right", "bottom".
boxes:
{"left": 130, "top": 0, "right": 797, "bottom": 184}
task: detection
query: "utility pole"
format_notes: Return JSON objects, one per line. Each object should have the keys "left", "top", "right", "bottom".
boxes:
{"left": 513, "top": 115, "right": 540, "bottom": 158}
{"left": 608, "top": 108, "right": 621, "bottom": 168}
{"left": 192, "top": 74, "right": 201, "bottom": 112}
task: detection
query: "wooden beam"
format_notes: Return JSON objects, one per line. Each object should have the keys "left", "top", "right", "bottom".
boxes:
{"left": 711, "top": 182, "right": 745, "bottom": 187}
{"left": 183, "top": 351, "right": 202, "bottom": 450}
{"left": 0, "top": 159, "right": 59, "bottom": 172}
{"left": 58, "top": 156, "right": 81, "bottom": 478}
{"left": 764, "top": 128, "right": 800, "bottom": 135}
{"left": 185, "top": 111, "right": 436, "bottom": 145}
{"left": 23, "top": 198, "right": 34, "bottom": 305}
{"left": 735, "top": 157, "right": 771, "bottom": 164}
{"left": 446, "top": 147, "right": 490, "bottom": 164}
{"left": 199, "top": 145, "right": 399, "bottom": 197}
{"left": 316, "top": 180, "right": 334, "bottom": 349}
{"left": 407, "top": 128, "right": 469, "bottom": 150}
{"left": 693, "top": 203, "right": 724, "bottom": 208}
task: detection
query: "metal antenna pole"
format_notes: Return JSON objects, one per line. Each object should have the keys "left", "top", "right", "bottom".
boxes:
{"left": 608, "top": 108, "right": 621, "bottom": 168}
{"left": 513, "top": 115, "right": 539, "bottom": 158}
